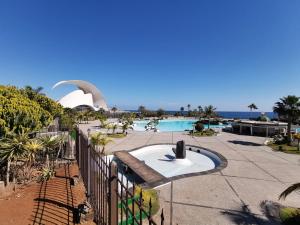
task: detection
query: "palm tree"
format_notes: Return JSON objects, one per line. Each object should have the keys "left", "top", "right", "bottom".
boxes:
{"left": 83, "top": 109, "right": 93, "bottom": 123}
{"left": 204, "top": 105, "right": 217, "bottom": 129}
{"left": 112, "top": 124, "right": 118, "bottom": 134}
{"left": 111, "top": 106, "right": 117, "bottom": 118}
{"left": 138, "top": 105, "right": 146, "bottom": 117}
{"left": 180, "top": 107, "right": 184, "bottom": 116}
{"left": 0, "top": 131, "right": 30, "bottom": 185}
{"left": 248, "top": 103, "right": 258, "bottom": 119}
{"left": 90, "top": 132, "right": 113, "bottom": 154}
{"left": 279, "top": 183, "right": 300, "bottom": 200}
{"left": 273, "top": 95, "right": 300, "bottom": 145}
{"left": 187, "top": 104, "right": 191, "bottom": 112}
{"left": 198, "top": 106, "right": 203, "bottom": 117}
{"left": 76, "top": 112, "right": 85, "bottom": 124}
{"left": 97, "top": 115, "right": 108, "bottom": 128}
{"left": 121, "top": 122, "right": 133, "bottom": 134}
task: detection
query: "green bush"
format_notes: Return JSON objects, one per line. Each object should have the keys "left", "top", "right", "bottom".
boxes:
{"left": 280, "top": 207, "right": 300, "bottom": 225}
{"left": 0, "top": 86, "right": 54, "bottom": 136}
{"left": 195, "top": 122, "right": 204, "bottom": 132}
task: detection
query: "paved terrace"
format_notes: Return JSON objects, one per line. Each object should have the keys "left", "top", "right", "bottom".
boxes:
{"left": 80, "top": 121, "right": 300, "bottom": 225}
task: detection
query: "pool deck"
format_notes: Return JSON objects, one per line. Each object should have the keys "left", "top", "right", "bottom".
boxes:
{"left": 80, "top": 121, "right": 300, "bottom": 225}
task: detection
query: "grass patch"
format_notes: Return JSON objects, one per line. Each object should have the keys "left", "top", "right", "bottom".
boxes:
{"left": 107, "top": 133, "right": 127, "bottom": 138}
{"left": 280, "top": 207, "right": 300, "bottom": 225}
{"left": 268, "top": 143, "right": 300, "bottom": 155}
{"left": 190, "top": 129, "right": 217, "bottom": 137}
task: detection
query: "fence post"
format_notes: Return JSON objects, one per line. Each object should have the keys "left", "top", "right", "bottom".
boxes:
{"left": 109, "top": 161, "right": 118, "bottom": 225}
{"left": 87, "top": 135, "right": 91, "bottom": 201}
{"left": 78, "top": 130, "right": 81, "bottom": 168}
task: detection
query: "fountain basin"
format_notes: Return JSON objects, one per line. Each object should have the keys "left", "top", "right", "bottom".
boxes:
{"left": 115, "top": 144, "right": 227, "bottom": 186}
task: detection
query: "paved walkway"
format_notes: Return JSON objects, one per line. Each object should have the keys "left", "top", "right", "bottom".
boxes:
{"left": 80, "top": 122, "right": 300, "bottom": 225}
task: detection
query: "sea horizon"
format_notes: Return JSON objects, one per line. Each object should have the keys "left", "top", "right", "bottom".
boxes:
{"left": 126, "top": 110, "right": 277, "bottom": 119}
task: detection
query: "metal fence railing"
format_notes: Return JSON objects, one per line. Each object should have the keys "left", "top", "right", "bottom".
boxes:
{"left": 75, "top": 128, "right": 164, "bottom": 225}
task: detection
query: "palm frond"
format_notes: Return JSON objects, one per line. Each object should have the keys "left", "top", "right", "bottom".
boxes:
{"left": 279, "top": 183, "right": 300, "bottom": 200}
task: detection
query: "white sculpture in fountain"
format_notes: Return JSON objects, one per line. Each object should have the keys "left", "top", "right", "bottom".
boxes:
{"left": 53, "top": 80, "right": 108, "bottom": 111}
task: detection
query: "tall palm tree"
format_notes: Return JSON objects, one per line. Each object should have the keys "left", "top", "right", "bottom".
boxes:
{"left": 204, "top": 105, "right": 217, "bottom": 129}
{"left": 90, "top": 132, "right": 113, "bottom": 154}
{"left": 180, "top": 107, "right": 184, "bottom": 116}
{"left": 273, "top": 95, "right": 300, "bottom": 145}
{"left": 198, "top": 106, "right": 203, "bottom": 117}
{"left": 187, "top": 104, "right": 191, "bottom": 112}
{"left": 111, "top": 106, "right": 117, "bottom": 118}
{"left": 198, "top": 106, "right": 203, "bottom": 112}
{"left": 0, "top": 131, "right": 30, "bottom": 185}
{"left": 248, "top": 103, "right": 258, "bottom": 119}
{"left": 138, "top": 105, "right": 146, "bottom": 116}
{"left": 279, "top": 183, "right": 300, "bottom": 200}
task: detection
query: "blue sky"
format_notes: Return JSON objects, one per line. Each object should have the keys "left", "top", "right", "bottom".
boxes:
{"left": 0, "top": 1, "right": 300, "bottom": 111}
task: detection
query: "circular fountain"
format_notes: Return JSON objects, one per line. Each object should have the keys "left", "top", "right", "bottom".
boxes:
{"left": 113, "top": 141, "right": 227, "bottom": 187}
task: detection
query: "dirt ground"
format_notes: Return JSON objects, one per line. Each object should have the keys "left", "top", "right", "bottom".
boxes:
{"left": 0, "top": 163, "right": 95, "bottom": 225}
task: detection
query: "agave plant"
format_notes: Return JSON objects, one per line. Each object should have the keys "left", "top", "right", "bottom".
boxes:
{"left": 39, "top": 135, "right": 62, "bottom": 168}
{"left": 40, "top": 166, "right": 55, "bottom": 181}
{"left": 24, "top": 139, "right": 44, "bottom": 166}
{"left": 0, "top": 130, "right": 30, "bottom": 185}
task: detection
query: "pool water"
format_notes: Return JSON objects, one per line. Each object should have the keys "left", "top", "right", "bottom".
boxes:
{"left": 133, "top": 119, "right": 226, "bottom": 132}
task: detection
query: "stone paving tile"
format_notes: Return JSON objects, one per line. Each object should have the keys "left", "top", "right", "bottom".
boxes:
{"left": 226, "top": 176, "right": 300, "bottom": 216}
{"left": 238, "top": 150, "right": 291, "bottom": 165}
{"left": 221, "top": 160, "right": 277, "bottom": 181}
{"left": 168, "top": 175, "right": 243, "bottom": 210}
{"left": 255, "top": 162, "right": 300, "bottom": 183}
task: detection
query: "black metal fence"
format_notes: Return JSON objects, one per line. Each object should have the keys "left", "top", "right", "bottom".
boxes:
{"left": 75, "top": 128, "right": 164, "bottom": 225}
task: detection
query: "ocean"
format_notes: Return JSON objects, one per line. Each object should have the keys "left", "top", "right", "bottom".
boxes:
{"left": 128, "top": 110, "right": 277, "bottom": 119}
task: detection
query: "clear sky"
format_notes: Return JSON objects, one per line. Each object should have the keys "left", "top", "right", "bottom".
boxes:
{"left": 0, "top": 1, "right": 300, "bottom": 111}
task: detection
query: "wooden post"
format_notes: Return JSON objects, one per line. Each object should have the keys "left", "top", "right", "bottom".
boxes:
{"left": 109, "top": 161, "right": 118, "bottom": 225}
{"left": 240, "top": 125, "right": 242, "bottom": 135}
{"left": 250, "top": 125, "right": 253, "bottom": 136}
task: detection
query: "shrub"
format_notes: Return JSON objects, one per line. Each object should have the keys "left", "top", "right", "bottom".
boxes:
{"left": 273, "top": 135, "right": 287, "bottom": 145}
{"left": 195, "top": 122, "right": 204, "bottom": 132}
{"left": 135, "top": 186, "right": 160, "bottom": 215}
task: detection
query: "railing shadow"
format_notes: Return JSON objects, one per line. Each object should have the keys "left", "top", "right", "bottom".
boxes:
{"left": 30, "top": 164, "right": 77, "bottom": 225}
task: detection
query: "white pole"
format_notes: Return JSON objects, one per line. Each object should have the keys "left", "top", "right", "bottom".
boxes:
{"left": 170, "top": 180, "right": 173, "bottom": 225}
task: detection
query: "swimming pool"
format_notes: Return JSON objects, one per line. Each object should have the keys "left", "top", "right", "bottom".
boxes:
{"left": 133, "top": 119, "right": 227, "bottom": 132}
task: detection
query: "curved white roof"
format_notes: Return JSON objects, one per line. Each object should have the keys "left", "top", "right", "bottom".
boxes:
{"left": 53, "top": 80, "right": 108, "bottom": 111}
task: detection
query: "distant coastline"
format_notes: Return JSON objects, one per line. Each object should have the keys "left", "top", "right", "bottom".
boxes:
{"left": 127, "top": 110, "right": 277, "bottom": 119}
